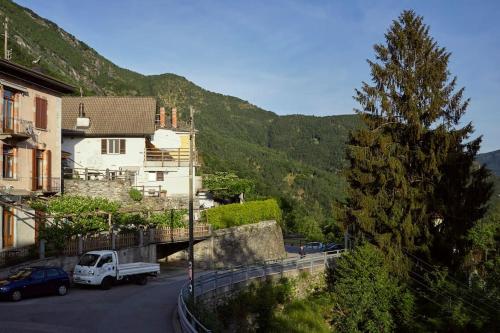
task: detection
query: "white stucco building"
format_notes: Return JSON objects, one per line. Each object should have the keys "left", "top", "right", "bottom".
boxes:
{"left": 61, "top": 97, "right": 197, "bottom": 196}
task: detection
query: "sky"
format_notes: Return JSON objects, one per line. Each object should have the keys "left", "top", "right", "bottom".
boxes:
{"left": 15, "top": 0, "right": 500, "bottom": 152}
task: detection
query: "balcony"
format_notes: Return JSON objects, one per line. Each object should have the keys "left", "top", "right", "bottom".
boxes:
{"left": 0, "top": 177, "right": 60, "bottom": 196}
{"left": 0, "top": 117, "right": 34, "bottom": 141}
{"left": 144, "top": 148, "right": 197, "bottom": 167}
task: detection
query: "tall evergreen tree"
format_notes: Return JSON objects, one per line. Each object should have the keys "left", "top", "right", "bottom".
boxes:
{"left": 344, "top": 10, "right": 492, "bottom": 272}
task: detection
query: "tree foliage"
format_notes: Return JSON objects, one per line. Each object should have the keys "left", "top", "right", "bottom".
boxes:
{"left": 344, "top": 10, "right": 492, "bottom": 272}
{"left": 329, "top": 244, "right": 414, "bottom": 333}
{"left": 203, "top": 172, "right": 254, "bottom": 201}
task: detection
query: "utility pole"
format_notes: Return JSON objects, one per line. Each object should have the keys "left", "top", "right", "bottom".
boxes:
{"left": 188, "top": 106, "right": 195, "bottom": 303}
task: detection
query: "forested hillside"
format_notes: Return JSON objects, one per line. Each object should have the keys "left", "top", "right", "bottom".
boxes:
{"left": 0, "top": 0, "right": 359, "bottom": 237}
{"left": 477, "top": 149, "right": 500, "bottom": 176}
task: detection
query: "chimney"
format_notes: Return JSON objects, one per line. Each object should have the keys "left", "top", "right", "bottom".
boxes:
{"left": 172, "top": 107, "right": 177, "bottom": 129}
{"left": 159, "top": 107, "right": 166, "bottom": 128}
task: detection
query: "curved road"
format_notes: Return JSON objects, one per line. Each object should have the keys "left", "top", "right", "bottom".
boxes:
{"left": 0, "top": 269, "right": 187, "bottom": 333}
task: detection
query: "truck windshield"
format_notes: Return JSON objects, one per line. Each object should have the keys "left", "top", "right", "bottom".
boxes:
{"left": 78, "top": 254, "right": 100, "bottom": 266}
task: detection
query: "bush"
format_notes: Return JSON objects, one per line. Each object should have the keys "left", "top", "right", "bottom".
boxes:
{"left": 128, "top": 188, "right": 143, "bottom": 201}
{"left": 203, "top": 199, "right": 282, "bottom": 229}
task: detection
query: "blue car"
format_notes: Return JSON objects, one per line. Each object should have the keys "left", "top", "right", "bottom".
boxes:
{"left": 0, "top": 266, "right": 70, "bottom": 302}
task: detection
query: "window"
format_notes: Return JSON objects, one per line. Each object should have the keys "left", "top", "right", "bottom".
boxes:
{"left": 2, "top": 90, "right": 14, "bottom": 131}
{"left": 156, "top": 171, "right": 164, "bottom": 181}
{"left": 31, "top": 270, "right": 45, "bottom": 280}
{"left": 35, "top": 150, "right": 44, "bottom": 189}
{"left": 46, "top": 269, "right": 59, "bottom": 278}
{"left": 101, "top": 139, "right": 126, "bottom": 154}
{"left": 2, "top": 145, "right": 15, "bottom": 179}
{"left": 96, "top": 254, "right": 113, "bottom": 267}
{"left": 35, "top": 97, "right": 48, "bottom": 130}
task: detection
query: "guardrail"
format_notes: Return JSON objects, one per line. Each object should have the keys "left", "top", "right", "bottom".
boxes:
{"left": 178, "top": 250, "right": 345, "bottom": 333}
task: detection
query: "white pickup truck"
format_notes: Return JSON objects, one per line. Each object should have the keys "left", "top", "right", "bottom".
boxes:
{"left": 73, "top": 250, "right": 160, "bottom": 290}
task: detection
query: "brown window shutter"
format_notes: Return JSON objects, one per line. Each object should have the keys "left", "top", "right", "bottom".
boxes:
{"left": 42, "top": 99, "right": 48, "bottom": 129}
{"left": 101, "top": 139, "right": 107, "bottom": 154}
{"left": 119, "top": 139, "right": 126, "bottom": 154}
{"left": 0, "top": 144, "right": 3, "bottom": 177}
{"left": 32, "top": 149, "right": 37, "bottom": 191}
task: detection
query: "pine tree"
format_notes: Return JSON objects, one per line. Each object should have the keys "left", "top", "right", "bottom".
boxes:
{"left": 344, "top": 10, "right": 492, "bottom": 272}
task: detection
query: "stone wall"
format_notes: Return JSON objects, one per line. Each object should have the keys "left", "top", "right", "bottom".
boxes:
{"left": 0, "top": 244, "right": 156, "bottom": 278}
{"left": 170, "top": 220, "right": 286, "bottom": 269}
{"left": 63, "top": 179, "right": 190, "bottom": 210}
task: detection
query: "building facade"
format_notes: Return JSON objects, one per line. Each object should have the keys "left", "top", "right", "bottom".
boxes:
{"left": 0, "top": 59, "right": 74, "bottom": 249}
{"left": 62, "top": 97, "right": 197, "bottom": 197}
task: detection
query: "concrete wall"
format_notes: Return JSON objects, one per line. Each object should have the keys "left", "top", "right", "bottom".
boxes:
{"left": 0, "top": 244, "right": 157, "bottom": 278}
{"left": 169, "top": 220, "right": 286, "bottom": 269}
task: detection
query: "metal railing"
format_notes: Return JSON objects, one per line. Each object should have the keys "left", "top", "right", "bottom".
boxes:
{"left": 0, "top": 176, "right": 60, "bottom": 193}
{"left": 0, "top": 117, "right": 34, "bottom": 138}
{"left": 63, "top": 167, "right": 135, "bottom": 182}
{"left": 178, "top": 250, "right": 345, "bottom": 332}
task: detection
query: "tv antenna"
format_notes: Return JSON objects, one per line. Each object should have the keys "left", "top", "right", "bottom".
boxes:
{"left": 3, "top": 17, "right": 12, "bottom": 60}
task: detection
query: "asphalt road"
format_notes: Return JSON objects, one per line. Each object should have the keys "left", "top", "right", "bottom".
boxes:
{"left": 0, "top": 267, "right": 189, "bottom": 333}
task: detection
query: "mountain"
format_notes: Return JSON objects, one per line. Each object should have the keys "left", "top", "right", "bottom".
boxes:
{"left": 0, "top": 0, "right": 359, "bottom": 237}
{"left": 477, "top": 149, "right": 500, "bottom": 177}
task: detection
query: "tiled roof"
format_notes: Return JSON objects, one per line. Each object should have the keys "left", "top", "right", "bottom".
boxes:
{"left": 62, "top": 96, "right": 156, "bottom": 136}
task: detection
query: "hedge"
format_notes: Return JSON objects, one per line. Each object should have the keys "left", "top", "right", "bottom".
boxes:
{"left": 204, "top": 199, "right": 282, "bottom": 229}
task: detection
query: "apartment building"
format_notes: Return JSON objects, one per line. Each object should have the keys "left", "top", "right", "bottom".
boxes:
{"left": 0, "top": 59, "right": 74, "bottom": 249}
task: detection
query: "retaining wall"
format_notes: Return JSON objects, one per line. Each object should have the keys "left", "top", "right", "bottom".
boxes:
{"left": 63, "top": 179, "right": 190, "bottom": 210}
{"left": 168, "top": 220, "right": 286, "bottom": 269}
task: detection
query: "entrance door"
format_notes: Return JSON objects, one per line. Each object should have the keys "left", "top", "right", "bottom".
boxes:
{"left": 2, "top": 208, "right": 14, "bottom": 248}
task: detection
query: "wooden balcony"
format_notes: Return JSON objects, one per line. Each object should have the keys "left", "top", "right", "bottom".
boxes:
{"left": 0, "top": 117, "right": 33, "bottom": 141}
{"left": 144, "top": 148, "right": 196, "bottom": 167}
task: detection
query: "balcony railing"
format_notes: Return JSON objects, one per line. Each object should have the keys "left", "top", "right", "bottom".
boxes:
{"left": 144, "top": 148, "right": 195, "bottom": 167}
{"left": 0, "top": 117, "right": 34, "bottom": 140}
{"left": 0, "top": 177, "right": 60, "bottom": 194}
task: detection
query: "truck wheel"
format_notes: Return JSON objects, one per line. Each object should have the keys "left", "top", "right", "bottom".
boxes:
{"left": 57, "top": 284, "right": 68, "bottom": 296}
{"left": 135, "top": 275, "right": 148, "bottom": 285}
{"left": 11, "top": 290, "right": 22, "bottom": 302}
{"left": 101, "top": 277, "right": 113, "bottom": 290}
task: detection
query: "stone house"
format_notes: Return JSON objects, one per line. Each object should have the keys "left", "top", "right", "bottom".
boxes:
{"left": 61, "top": 97, "right": 199, "bottom": 197}
{"left": 0, "top": 59, "right": 74, "bottom": 249}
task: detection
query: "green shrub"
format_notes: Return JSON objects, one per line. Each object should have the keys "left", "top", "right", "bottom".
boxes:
{"left": 203, "top": 199, "right": 282, "bottom": 229}
{"left": 149, "top": 210, "right": 187, "bottom": 228}
{"left": 128, "top": 188, "right": 143, "bottom": 201}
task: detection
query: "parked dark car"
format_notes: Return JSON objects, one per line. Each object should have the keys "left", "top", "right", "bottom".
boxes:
{"left": 0, "top": 266, "right": 70, "bottom": 301}
{"left": 323, "top": 243, "right": 344, "bottom": 252}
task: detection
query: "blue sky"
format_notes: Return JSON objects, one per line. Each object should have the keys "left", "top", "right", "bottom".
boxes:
{"left": 16, "top": 0, "right": 500, "bottom": 152}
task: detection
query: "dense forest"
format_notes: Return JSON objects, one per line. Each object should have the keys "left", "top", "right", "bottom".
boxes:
{"left": 0, "top": 0, "right": 362, "bottom": 238}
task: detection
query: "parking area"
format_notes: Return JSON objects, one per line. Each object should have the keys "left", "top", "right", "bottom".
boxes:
{"left": 0, "top": 265, "right": 188, "bottom": 333}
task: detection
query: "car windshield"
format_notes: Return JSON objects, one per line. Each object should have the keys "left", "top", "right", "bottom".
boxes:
{"left": 8, "top": 268, "right": 33, "bottom": 280}
{"left": 78, "top": 254, "right": 100, "bottom": 266}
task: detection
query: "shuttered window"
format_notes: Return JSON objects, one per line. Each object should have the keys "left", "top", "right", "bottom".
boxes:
{"left": 101, "top": 139, "right": 126, "bottom": 154}
{"left": 101, "top": 139, "right": 107, "bottom": 154}
{"left": 156, "top": 171, "right": 164, "bottom": 181}
{"left": 35, "top": 97, "right": 48, "bottom": 129}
